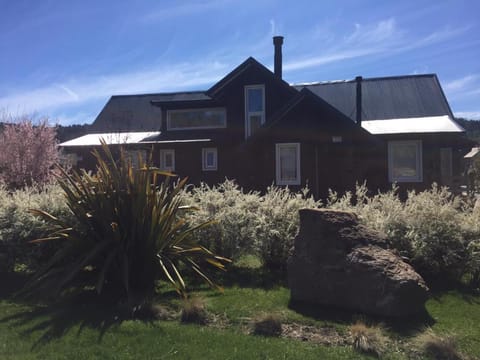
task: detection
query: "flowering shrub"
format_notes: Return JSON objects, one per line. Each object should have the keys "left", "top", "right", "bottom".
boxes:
{"left": 182, "top": 180, "right": 321, "bottom": 270}
{"left": 0, "top": 115, "right": 59, "bottom": 189}
{"left": 328, "top": 183, "right": 478, "bottom": 282}
{"left": 4, "top": 177, "right": 480, "bottom": 285}
{"left": 0, "top": 183, "right": 72, "bottom": 270}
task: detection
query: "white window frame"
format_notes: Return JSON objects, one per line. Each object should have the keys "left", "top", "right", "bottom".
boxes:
{"left": 202, "top": 148, "right": 218, "bottom": 171}
{"left": 388, "top": 140, "right": 423, "bottom": 182}
{"left": 245, "top": 85, "right": 265, "bottom": 139}
{"left": 126, "top": 150, "right": 146, "bottom": 169}
{"left": 160, "top": 149, "right": 175, "bottom": 172}
{"left": 166, "top": 108, "right": 227, "bottom": 130}
{"left": 275, "top": 143, "right": 301, "bottom": 186}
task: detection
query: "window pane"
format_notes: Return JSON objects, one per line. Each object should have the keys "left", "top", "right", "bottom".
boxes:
{"left": 165, "top": 153, "right": 173, "bottom": 168}
{"left": 206, "top": 152, "right": 215, "bottom": 167}
{"left": 160, "top": 150, "right": 174, "bottom": 171}
{"left": 392, "top": 144, "right": 417, "bottom": 178}
{"left": 247, "top": 88, "right": 264, "bottom": 112}
{"left": 280, "top": 146, "right": 297, "bottom": 181}
{"left": 202, "top": 148, "right": 217, "bottom": 170}
{"left": 249, "top": 115, "right": 262, "bottom": 135}
{"left": 169, "top": 109, "right": 226, "bottom": 129}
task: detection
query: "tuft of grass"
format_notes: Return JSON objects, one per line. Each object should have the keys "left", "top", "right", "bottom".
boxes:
{"left": 130, "top": 302, "right": 177, "bottom": 321}
{"left": 233, "top": 254, "right": 263, "bottom": 269}
{"left": 349, "top": 320, "right": 388, "bottom": 358}
{"left": 414, "top": 329, "right": 465, "bottom": 360}
{"left": 252, "top": 313, "right": 283, "bottom": 337}
{"left": 180, "top": 296, "right": 209, "bottom": 325}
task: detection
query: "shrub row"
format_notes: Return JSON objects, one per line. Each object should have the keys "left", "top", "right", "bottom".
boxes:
{"left": 2, "top": 179, "right": 480, "bottom": 286}
{"left": 181, "top": 180, "right": 320, "bottom": 270}
{"left": 327, "top": 183, "right": 480, "bottom": 284}
{"left": 0, "top": 183, "right": 74, "bottom": 271}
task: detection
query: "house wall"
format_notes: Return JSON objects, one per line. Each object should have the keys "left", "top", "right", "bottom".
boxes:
{"left": 379, "top": 133, "right": 470, "bottom": 194}
{"left": 238, "top": 98, "right": 386, "bottom": 199}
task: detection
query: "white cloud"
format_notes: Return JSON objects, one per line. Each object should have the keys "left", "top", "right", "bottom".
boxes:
{"left": 270, "top": 19, "right": 276, "bottom": 36}
{"left": 0, "top": 60, "right": 229, "bottom": 115}
{"left": 1, "top": 18, "right": 472, "bottom": 124}
{"left": 142, "top": 0, "right": 232, "bottom": 22}
{"left": 445, "top": 75, "right": 478, "bottom": 92}
{"left": 455, "top": 111, "right": 480, "bottom": 120}
{"left": 284, "top": 19, "right": 468, "bottom": 73}
{"left": 345, "top": 19, "right": 398, "bottom": 45}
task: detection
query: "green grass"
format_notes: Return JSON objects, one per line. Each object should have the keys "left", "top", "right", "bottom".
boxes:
{"left": 426, "top": 291, "right": 480, "bottom": 356}
{"left": 1, "top": 263, "right": 479, "bottom": 360}
{"left": 0, "top": 301, "right": 365, "bottom": 360}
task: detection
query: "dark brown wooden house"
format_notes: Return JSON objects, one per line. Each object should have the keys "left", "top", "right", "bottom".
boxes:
{"left": 60, "top": 36, "right": 471, "bottom": 198}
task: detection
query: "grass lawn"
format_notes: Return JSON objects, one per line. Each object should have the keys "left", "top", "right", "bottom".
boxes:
{"left": 1, "top": 264, "right": 479, "bottom": 360}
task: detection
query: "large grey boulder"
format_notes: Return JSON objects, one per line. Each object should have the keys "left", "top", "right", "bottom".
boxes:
{"left": 288, "top": 209, "right": 429, "bottom": 317}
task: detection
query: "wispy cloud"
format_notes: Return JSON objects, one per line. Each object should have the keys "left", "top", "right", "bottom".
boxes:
{"left": 284, "top": 19, "right": 398, "bottom": 72}
{"left": 0, "top": 60, "right": 229, "bottom": 116}
{"left": 284, "top": 19, "right": 468, "bottom": 73}
{"left": 142, "top": 0, "right": 232, "bottom": 22}
{"left": 1, "top": 17, "right": 472, "bottom": 125}
{"left": 445, "top": 75, "right": 478, "bottom": 92}
{"left": 454, "top": 111, "right": 480, "bottom": 120}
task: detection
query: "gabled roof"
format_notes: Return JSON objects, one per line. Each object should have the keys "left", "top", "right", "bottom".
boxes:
{"left": 294, "top": 74, "right": 455, "bottom": 122}
{"left": 59, "top": 131, "right": 213, "bottom": 147}
{"left": 91, "top": 91, "right": 211, "bottom": 132}
{"left": 244, "top": 87, "right": 378, "bottom": 145}
{"left": 206, "top": 57, "right": 296, "bottom": 98}
{"left": 59, "top": 131, "right": 161, "bottom": 146}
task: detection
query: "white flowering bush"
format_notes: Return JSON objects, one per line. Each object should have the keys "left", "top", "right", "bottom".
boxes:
{"left": 182, "top": 180, "right": 321, "bottom": 270}
{"left": 328, "top": 183, "right": 479, "bottom": 282}
{"left": 0, "top": 183, "right": 73, "bottom": 270}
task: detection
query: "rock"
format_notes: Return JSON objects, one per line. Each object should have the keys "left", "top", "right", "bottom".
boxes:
{"left": 288, "top": 208, "right": 429, "bottom": 317}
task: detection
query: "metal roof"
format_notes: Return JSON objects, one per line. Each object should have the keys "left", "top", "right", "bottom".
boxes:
{"left": 464, "top": 147, "right": 480, "bottom": 159}
{"left": 294, "top": 74, "right": 455, "bottom": 122}
{"left": 91, "top": 92, "right": 210, "bottom": 132}
{"left": 59, "top": 131, "right": 161, "bottom": 147}
{"left": 362, "top": 115, "right": 464, "bottom": 135}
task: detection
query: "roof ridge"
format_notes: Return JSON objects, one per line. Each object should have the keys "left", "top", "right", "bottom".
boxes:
{"left": 111, "top": 90, "right": 207, "bottom": 98}
{"left": 293, "top": 73, "right": 438, "bottom": 87}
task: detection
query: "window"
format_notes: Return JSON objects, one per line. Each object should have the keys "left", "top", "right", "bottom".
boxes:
{"left": 202, "top": 148, "right": 217, "bottom": 171}
{"left": 276, "top": 143, "right": 300, "bottom": 185}
{"left": 440, "top": 147, "right": 453, "bottom": 185}
{"left": 160, "top": 149, "right": 175, "bottom": 171}
{"left": 245, "top": 85, "right": 265, "bottom": 138}
{"left": 126, "top": 150, "right": 146, "bottom": 169}
{"left": 388, "top": 140, "right": 423, "bottom": 182}
{"left": 167, "top": 108, "right": 226, "bottom": 130}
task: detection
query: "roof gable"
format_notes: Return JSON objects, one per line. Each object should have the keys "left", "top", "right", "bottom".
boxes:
{"left": 247, "top": 87, "right": 377, "bottom": 143}
{"left": 206, "top": 57, "right": 295, "bottom": 98}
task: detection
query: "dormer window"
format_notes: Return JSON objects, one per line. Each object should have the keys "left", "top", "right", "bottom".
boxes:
{"left": 245, "top": 85, "right": 265, "bottom": 138}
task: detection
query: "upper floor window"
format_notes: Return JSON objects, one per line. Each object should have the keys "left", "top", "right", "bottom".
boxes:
{"left": 167, "top": 108, "right": 226, "bottom": 130}
{"left": 245, "top": 85, "right": 265, "bottom": 138}
{"left": 388, "top": 140, "right": 423, "bottom": 182}
{"left": 160, "top": 149, "right": 175, "bottom": 172}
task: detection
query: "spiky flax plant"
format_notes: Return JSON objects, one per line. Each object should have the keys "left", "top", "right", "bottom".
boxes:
{"left": 23, "top": 140, "right": 229, "bottom": 304}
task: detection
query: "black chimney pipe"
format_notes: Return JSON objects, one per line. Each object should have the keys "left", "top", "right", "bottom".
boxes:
{"left": 273, "top": 36, "right": 284, "bottom": 79}
{"left": 355, "top": 76, "right": 362, "bottom": 125}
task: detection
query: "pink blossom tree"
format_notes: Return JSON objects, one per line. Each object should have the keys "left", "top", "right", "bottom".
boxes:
{"left": 0, "top": 114, "right": 59, "bottom": 188}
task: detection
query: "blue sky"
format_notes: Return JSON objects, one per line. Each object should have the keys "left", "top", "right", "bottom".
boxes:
{"left": 1, "top": 0, "right": 479, "bottom": 125}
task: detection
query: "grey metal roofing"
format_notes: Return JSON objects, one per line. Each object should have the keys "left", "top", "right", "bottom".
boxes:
{"left": 294, "top": 74, "right": 454, "bottom": 122}
{"left": 91, "top": 91, "right": 210, "bottom": 132}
